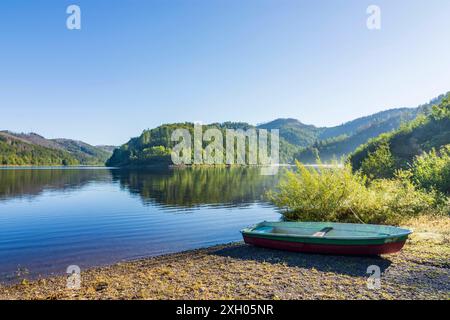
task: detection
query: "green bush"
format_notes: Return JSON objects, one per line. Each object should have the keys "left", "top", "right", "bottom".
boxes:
{"left": 360, "top": 142, "right": 396, "bottom": 179}
{"left": 410, "top": 145, "right": 450, "bottom": 194}
{"left": 268, "top": 161, "right": 441, "bottom": 225}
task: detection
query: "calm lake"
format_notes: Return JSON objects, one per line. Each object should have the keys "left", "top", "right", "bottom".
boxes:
{"left": 0, "top": 167, "right": 281, "bottom": 282}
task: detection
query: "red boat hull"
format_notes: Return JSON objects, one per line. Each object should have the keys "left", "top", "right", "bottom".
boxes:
{"left": 243, "top": 235, "right": 406, "bottom": 255}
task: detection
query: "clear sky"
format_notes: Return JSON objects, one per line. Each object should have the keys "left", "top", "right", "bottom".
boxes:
{"left": 1, "top": 0, "right": 450, "bottom": 145}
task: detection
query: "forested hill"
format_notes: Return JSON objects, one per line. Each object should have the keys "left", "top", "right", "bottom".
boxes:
{"left": 95, "top": 145, "right": 117, "bottom": 153}
{"left": 4, "top": 94, "right": 446, "bottom": 167}
{"left": 255, "top": 118, "right": 323, "bottom": 163}
{"left": 257, "top": 118, "right": 322, "bottom": 147}
{"left": 319, "top": 108, "right": 419, "bottom": 140}
{"left": 106, "top": 122, "right": 254, "bottom": 167}
{"left": 294, "top": 93, "right": 448, "bottom": 163}
{"left": 106, "top": 119, "right": 329, "bottom": 167}
{"left": 51, "top": 139, "right": 112, "bottom": 165}
{"left": 0, "top": 131, "right": 113, "bottom": 166}
{"left": 350, "top": 93, "right": 450, "bottom": 172}
{"left": 294, "top": 108, "right": 422, "bottom": 163}
{"left": 106, "top": 93, "right": 448, "bottom": 167}
{"left": 0, "top": 132, "right": 79, "bottom": 166}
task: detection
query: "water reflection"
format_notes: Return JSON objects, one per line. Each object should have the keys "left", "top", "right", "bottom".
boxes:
{"left": 112, "top": 167, "right": 279, "bottom": 209}
{"left": 0, "top": 167, "right": 279, "bottom": 209}
{"left": 0, "top": 168, "right": 112, "bottom": 201}
{"left": 0, "top": 167, "right": 280, "bottom": 282}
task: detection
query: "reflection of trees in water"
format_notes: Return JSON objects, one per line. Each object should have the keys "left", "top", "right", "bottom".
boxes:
{"left": 0, "top": 167, "right": 279, "bottom": 208}
{"left": 0, "top": 169, "right": 112, "bottom": 201}
{"left": 112, "top": 167, "right": 279, "bottom": 208}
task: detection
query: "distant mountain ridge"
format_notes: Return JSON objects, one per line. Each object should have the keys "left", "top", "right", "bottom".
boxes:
{"left": 293, "top": 93, "right": 448, "bottom": 162}
{"left": 0, "top": 131, "right": 79, "bottom": 166}
{"left": 2, "top": 92, "right": 447, "bottom": 166}
{"left": 257, "top": 118, "right": 323, "bottom": 146}
{"left": 0, "top": 131, "right": 113, "bottom": 166}
{"left": 107, "top": 92, "right": 448, "bottom": 166}
{"left": 96, "top": 145, "right": 117, "bottom": 153}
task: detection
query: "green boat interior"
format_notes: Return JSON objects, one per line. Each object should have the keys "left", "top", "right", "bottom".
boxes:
{"left": 247, "top": 222, "right": 411, "bottom": 239}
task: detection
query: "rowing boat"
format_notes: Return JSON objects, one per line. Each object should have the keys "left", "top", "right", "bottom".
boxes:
{"left": 241, "top": 221, "right": 412, "bottom": 255}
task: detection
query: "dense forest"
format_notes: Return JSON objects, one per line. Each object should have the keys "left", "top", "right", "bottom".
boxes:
{"left": 2, "top": 93, "right": 448, "bottom": 167}
{"left": 107, "top": 94, "right": 447, "bottom": 167}
{"left": 106, "top": 122, "right": 255, "bottom": 167}
{"left": 0, "top": 133, "right": 79, "bottom": 166}
{"left": 349, "top": 93, "right": 450, "bottom": 193}
{"left": 295, "top": 93, "right": 447, "bottom": 163}
{"left": 51, "top": 138, "right": 112, "bottom": 165}
{"left": 350, "top": 94, "right": 450, "bottom": 173}
{"left": 0, "top": 131, "right": 113, "bottom": 166}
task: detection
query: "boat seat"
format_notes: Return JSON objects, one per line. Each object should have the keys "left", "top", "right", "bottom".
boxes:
{"left": 313, "top": 227, "right": 334, "bottom": 237}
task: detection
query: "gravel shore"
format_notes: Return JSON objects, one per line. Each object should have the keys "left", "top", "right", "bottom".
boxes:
{"left": 1, "top": 216, "right": 449, "bottom": 300}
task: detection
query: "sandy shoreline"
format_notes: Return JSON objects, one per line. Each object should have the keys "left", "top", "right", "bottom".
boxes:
{"left": 1, "top": 216, "right": 449, "bottom": 300}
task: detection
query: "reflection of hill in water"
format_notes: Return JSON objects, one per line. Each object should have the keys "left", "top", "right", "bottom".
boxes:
{"left": 0, "top": 167, "right": 279, "bottom": 208}
{"left": 0, "top": 168, "right": 112, "bottom": 201}
{"left": 111, "top": 167, "right": 279, "bottom": 208}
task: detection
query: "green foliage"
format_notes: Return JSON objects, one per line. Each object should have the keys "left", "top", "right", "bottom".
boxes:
{"left": 143, "top": 146, "right": 170, "bottom": 157}
{"left": 410, "top": 145, "right": 450, "bottom": 194}
{"left": 360, "top": 142, "right": 396, "bottom": 179}
{"left": 51, "top": 139, "right": 112, "bottom": 165}
{"left": 257, "top": 118, "right": 322, "bottom": 147}
{"left": 262, "top": 110, "right": 425, "bottom": 164}
{"left": 350, "top": 93, "right": 450, "bottom": 175}
{"left": 296, "top": 94, "right": 448, "bottom": 164}
{"left": 0, "top": 135, "right": 79, "bottom": 166}
{"left": 107, "top": 123, "right": 190, "bottom": 167}
{"left": 108, "top": 108, "right": 432, "bottom": 168}
{"left": 268, "top": 161, "right": 441, "bottom": 225}
{"left": 0, "top": 132, "right": 112, "bottom": 166}
{"left": 107, "top": 93, "right": 449, "bottom": 167}
{"left": 107, "top": 122, "right": 283, "bottom": 167}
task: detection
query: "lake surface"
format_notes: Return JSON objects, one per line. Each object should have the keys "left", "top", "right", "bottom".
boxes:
{"left": 0, "top": 167, "right": 281, "bottom": 282}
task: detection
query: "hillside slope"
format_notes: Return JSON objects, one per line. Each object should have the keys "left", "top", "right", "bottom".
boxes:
{"left": 96, "top": 145, "right": 117, "bottom": 153}
{"left": 107, "top": 93, "right": 449, "bottom": 167}
{"left": 349, "top": 93, "right": 450, "bottom": 171}
{"left": 257, "top": 118, "right": 323, "bottom": 147}
{"left": 52, "top": 139, "right": 112, "bottom": 165}
{"left": 256, "top": 118, "right": 323, "bottom": 162}
{"left": 295, "top": 93, "right": 448, "bottom": 163}
{"left": 0, "top": 132, "right": 79, "bottom": 166}
{"left": 106, "top": 122, "right": 255, "bottom": 167}
{"left": 0, "top": 131, "right": 111, "bottom": 166}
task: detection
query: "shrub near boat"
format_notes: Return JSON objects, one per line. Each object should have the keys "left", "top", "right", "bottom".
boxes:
{"left": 267, "top": 160, "right": 445, "bottom": 225}
{"left": 241, "top": 221, "right": 412, "bottom": 255}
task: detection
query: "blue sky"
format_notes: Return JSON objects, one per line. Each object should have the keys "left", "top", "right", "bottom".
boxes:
{"left": 1, "top": 0, "right": 450, "bottom": 145}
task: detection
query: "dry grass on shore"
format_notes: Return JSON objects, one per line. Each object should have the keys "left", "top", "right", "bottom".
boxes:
{"left": 0, "top": 216, "right": 449, "bottom": 300}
